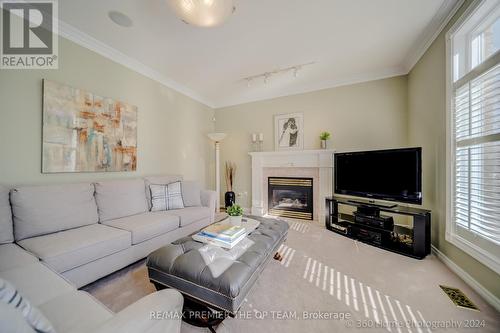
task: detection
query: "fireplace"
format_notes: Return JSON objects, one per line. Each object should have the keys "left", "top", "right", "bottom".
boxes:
{"left": 268, "top": 177, "right": 313, "bottom": 220}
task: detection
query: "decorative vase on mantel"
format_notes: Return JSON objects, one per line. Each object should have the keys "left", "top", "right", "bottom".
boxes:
{"left": 319, "top": 131, "right": 331, "bottom": 150}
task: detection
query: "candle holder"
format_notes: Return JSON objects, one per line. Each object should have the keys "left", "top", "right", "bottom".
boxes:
{"left": 251, "top": 133, "right": 264, "bottom": 152}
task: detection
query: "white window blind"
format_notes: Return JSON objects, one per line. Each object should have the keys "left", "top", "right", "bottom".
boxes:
{"left": 447, "top": 0, "right": 500, "bottom": 274}
{"left": 454, "top": 63, "right": 500, "bottom": 244}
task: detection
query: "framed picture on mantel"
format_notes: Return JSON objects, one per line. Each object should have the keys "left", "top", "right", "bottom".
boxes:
{"left": 274, "top": 113, "right": 304, "bottom": 151}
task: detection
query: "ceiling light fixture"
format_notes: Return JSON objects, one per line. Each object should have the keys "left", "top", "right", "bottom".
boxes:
{"left": 167, "top": 0, "right": 235, "bottom": 27}
{"left": 242, "top": 62, "right": 316, "bottom": 86}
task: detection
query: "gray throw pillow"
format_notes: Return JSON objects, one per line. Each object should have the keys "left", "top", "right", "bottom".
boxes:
{"left": 181, "top": 181, "right": 202, "bottom": 207}
{"left": 0, "top": 278, "right": 56, "bottom": 333}
{"left": 150, "top": 182, "right": 185, "bottom": 211}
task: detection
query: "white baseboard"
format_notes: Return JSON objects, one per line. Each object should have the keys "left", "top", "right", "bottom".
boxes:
{"left": 431, "top": 245, "right": 500, "bottom": 312}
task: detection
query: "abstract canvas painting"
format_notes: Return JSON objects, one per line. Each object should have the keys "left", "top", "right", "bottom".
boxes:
{"left": 274, "top": 113, "right": 304, "bottom": 151}
{"left": 42, "top": 80, "right": 137, "bottom": 173}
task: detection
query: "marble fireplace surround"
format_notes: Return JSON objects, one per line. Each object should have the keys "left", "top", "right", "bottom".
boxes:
{"left": 249, "top": 150, "right": 335, "bottom": 221}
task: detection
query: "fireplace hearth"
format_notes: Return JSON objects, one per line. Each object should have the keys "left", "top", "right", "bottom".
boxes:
{"left": 268, "top": 177, "right": 313, "bottom": 220}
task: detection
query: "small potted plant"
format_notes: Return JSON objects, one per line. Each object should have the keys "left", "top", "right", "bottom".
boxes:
{"left": 319, "top": 131, "right": 331, "bottom": 149}
{"left": 226, "top": 204, "right": 243, "bottom": 226}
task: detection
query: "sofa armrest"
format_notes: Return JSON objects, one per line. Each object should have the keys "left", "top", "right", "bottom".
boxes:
{"left": 200, "top": 190, "right": 217, "bottom": 215}
{"left": 94, "top": 289, "right": 183, "bottom": 333}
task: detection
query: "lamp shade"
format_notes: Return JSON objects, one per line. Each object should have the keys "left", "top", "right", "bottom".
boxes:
{"left": 207, "top": 132, "right": 227, "bottom": 142}
{"left": 167, "top": 0, "right": 235, "bottom": 27}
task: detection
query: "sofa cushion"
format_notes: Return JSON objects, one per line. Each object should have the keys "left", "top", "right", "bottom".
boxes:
{"left": 144, "top": 175, "right": 183, "bottom": 210}
{"left": 92, "top": 289, "right": 183, "bottom": 333}
{"left": 95, "top": 179, "right": 148, "bottom": 222}
{"left": 10, "top": 183, "right": 98, "bottom": 241}
{"left": 0, "top": 301, "right": 38, "bottom": 333}
{"left": 181, "top": 181, "right": 202, "bottom": 207}
{"left": 0, "top": 277, "right": 56, "bottom": 333}
{"left": 102, "top": 212, "right": 180, "bottom": 245}
{"left": 0, "top": 185, "right": 13, "bottom": 244}
{"left": 163, "top": 206, "right": 211, "bottom": 227}
{"left": 0, "top": 244, "right": 38, "bottom": 272}
{"left": 39, "top": 291, "right": 112, "bottom": 333}
{"left": 150, "top": 182, "right": 185, "bottom": 212}
{"left": 18, "top": 224, "right": 131, "bottom": 273}
{"left": 0, "top": 263, "right": 74, "bottom": 306}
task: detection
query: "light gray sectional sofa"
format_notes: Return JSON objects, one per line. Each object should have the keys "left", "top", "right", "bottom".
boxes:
{"left": 0, "top": 175, "right": 217, "bottom": 333}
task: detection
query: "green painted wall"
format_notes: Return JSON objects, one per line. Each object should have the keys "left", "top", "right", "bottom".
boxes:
{"left": 215, "top": 76, "right": 409, "bottom": 211}
{"left": 0, "top": 1, "right": 497, "bottom": 302}
{"left": 0, "top": 36, "right": 215, "bottom": 187}
{"left": 408, "top": 0, "right": 500, "bottom": 299}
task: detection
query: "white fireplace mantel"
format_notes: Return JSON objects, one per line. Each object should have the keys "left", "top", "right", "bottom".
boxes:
{"left": 249, "top": 149, "right": 335, "bottom": 220}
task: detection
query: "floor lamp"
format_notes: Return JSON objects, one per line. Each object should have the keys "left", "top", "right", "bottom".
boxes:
{"left": 207, "top": 133, "right": 227, "bottom": 212}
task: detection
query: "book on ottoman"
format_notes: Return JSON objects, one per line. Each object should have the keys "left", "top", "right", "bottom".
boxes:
{"left": 193, "top": 223, "right": 246, "bottom": 249}
{"left": 202, "top": 224, "right": 245, "bottom": 240}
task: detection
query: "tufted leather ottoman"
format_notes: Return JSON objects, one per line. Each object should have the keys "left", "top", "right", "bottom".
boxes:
{"left": 146, "top": 216, "right": 289, "bottom": 314}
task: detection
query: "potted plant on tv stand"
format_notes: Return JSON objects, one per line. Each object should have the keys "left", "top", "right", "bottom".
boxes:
{"left": 227, "top": 204, "right": 243, "bottom": 226}
{"left": 224, "top": 162, "right": 237, "bottom": 208}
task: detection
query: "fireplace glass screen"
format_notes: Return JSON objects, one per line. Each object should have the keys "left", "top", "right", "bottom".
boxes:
{"left": 268, "top": 177, "right": 313, "bottom": 220}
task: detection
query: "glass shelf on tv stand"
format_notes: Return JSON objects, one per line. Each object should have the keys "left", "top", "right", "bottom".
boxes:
{"left": 325, "top": 197, "right": 431, "bottom": 259}
{"left": 336, "top": 213, "right": 415, "bottom": 255}
{"left": 327, "top": 196, "right": 430, "bottom": 217}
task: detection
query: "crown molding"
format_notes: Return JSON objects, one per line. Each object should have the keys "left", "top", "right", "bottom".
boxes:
{"left": 56, "top": 19, "right": 405, "bottom": 109}
{"left": 402, "top": 0, "right": 465, "bottom": 72}
{"left": 57, "top": 20, "right": 215, "bottom": 108}
{"left": 56, "top": 0, "right": 464, "bottom": 109}
{"left": 214, "top": 66, "right": 407, "bottom": 108}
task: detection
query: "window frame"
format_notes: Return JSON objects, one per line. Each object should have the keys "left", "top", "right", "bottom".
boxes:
{"left": 445, "top": 0, "right": 500, "bottom": 275}
{"left": 470, "top": 9, "right": 500, "bottom": 68}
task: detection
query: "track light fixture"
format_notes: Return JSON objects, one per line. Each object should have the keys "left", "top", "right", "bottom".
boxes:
{"left": 242, "top": 62, "right": 315, "bottom": 86}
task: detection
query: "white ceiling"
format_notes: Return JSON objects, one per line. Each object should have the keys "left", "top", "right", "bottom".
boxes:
{"left": 59, "top": 0, "right": 460, "bottom": 108}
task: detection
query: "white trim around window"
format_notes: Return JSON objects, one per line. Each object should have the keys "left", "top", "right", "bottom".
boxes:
{"left": 445, "top": 0, "right": 500, "bottom": 275}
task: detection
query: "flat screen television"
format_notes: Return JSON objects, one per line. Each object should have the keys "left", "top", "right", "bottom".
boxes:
{"left": 334, "top": 147, "right": 422, "bottom": 205}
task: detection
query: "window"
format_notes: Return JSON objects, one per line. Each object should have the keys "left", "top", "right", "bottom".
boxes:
{"left": 446, "top": 0, "right": 500, "bottom": 274}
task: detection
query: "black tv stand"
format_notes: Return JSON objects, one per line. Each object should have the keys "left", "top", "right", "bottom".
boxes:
{"left": 326, "top": 196, "right": 431, "bottom": 259}
{"left": 347, "top": 199, "right": 397, "bottom": 209}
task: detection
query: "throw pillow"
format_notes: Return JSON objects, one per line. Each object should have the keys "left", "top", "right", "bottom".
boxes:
{"left": 181, "top": 181, "right": 202, "bottom": 207}
{"left": 0, "top": 278, "right": 56, "bottom": 333}
{"left": 150, "top": 182, "right": 185, "bottom": 211}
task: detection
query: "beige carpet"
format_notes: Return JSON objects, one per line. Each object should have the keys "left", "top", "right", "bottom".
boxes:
{"left": 83, "top": 219, "right": 500, "bottom": 332}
